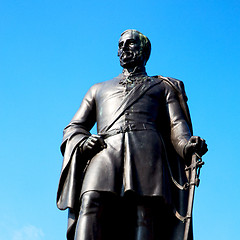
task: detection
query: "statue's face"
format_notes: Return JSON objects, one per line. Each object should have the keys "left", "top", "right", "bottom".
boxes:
{"left": 118, "top": 31, "right": 145, "bottom": 68}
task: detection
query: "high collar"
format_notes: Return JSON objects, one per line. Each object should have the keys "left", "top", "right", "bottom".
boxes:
{"left": 119, "top": 66, "right": 149, "bottom": 85}
{"left": 122, "top": 66, "right": 147, "bottom": 78}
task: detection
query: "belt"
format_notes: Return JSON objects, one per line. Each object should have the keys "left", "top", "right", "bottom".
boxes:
{"left": 98, "top": 123, "right": 156, "bottom": 139}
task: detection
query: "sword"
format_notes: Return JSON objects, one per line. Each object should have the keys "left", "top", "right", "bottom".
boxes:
{"left": 183, "top": 153, "right": 204, "bottom": 240}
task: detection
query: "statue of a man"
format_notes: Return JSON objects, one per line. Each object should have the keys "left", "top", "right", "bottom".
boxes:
{"left": 57, "top": 30, "right": 207, "bottom": 240}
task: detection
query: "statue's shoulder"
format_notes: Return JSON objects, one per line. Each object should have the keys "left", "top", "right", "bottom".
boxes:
{"left": 87, "top": 74, "right": 122, "bottom": 97}
{"left": 97, "top": 74, "right": 123, "bottom": 91}
{"left": 154, "top": 75, "right": 192, "bottom": 133}
{"left": 152, "top": 75, "right": 188, "bottom": 101}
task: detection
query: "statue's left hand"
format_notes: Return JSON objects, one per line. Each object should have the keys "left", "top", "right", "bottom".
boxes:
{"left": 81, "top": 134, "right": 107, "bottom": 157}
{"left": 184, "top": 136, "right": 208, "bottom": 161}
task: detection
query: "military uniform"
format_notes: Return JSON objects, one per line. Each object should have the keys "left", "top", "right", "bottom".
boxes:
{"left": 57, "top": 70, "right": 193, "bottom": 240}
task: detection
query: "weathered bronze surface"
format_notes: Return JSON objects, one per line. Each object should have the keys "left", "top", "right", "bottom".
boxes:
{"left": 57, "top": 30, "right": 208, "bottom": 240}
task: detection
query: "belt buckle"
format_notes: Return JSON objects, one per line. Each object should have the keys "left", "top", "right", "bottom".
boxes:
{"left": 129, "top": 124, "right": 135, "bottom": 131}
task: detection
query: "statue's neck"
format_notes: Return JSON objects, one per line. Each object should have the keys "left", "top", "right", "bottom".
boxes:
{"left": 122, "top": 66, "right": 147, "bottom": 77}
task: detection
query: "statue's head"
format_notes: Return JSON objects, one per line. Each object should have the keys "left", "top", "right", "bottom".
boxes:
{"left": 118, "top": 29, "right": 151, "bottom": 69}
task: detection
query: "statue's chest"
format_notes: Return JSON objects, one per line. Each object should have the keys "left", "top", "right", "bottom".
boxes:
{"left": 96, "top": 82, "right": 165, "bottom": 117}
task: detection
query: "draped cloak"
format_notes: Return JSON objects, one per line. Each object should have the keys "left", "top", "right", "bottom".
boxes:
{"left": 57, "top": 74, "right": 194, "bottom": 240}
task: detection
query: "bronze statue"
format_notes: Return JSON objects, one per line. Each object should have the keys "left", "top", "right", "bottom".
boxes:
{"left": 57, "top": 29, "right": 208, "bottom": 240}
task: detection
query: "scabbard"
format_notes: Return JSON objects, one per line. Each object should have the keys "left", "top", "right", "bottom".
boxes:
{"left": 183, "top": 154, "right": 198, "bottom": 240}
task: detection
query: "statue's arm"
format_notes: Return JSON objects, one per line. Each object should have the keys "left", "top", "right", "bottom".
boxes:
{"left": 165, "top": 85, "right": 207, "bottom": 162}
{"left": 67, "top": 85, "right": 106, "bottom": 157}
{"left": 57, "top": 85, "right": 98, "bottom": 210}
{"left": 165, "top": 85, "right": 192, "bottom": 159}
{"left": 60, "top": 83, "right": 106, "bottom": 169}
{"left": 60, "top": 86, "right": 97, "bottom": 168}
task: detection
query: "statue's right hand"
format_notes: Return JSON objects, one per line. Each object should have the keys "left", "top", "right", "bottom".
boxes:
{"left": 81, "top": 134, "right": 107, "bottom": 154}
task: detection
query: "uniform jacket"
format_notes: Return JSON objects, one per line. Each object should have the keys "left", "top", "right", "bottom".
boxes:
{"left": 57, "top": 72, "right": 193, "bottom": 240}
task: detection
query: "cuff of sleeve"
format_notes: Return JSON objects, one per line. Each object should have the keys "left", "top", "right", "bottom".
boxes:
{"left": 78, "top": 137, "right": 88, "bottom": 154}
{"left": 178, "top": 138, "right": 188, "bottom": 159}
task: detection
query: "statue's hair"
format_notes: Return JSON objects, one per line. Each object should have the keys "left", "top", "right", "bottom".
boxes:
{"left": 120, "top": 29, "right": 151, "bottom": 62}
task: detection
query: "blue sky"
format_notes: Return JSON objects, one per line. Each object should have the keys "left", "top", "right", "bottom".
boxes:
{"left": 0, "top": 0, "right": 239, "bottom": 239}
